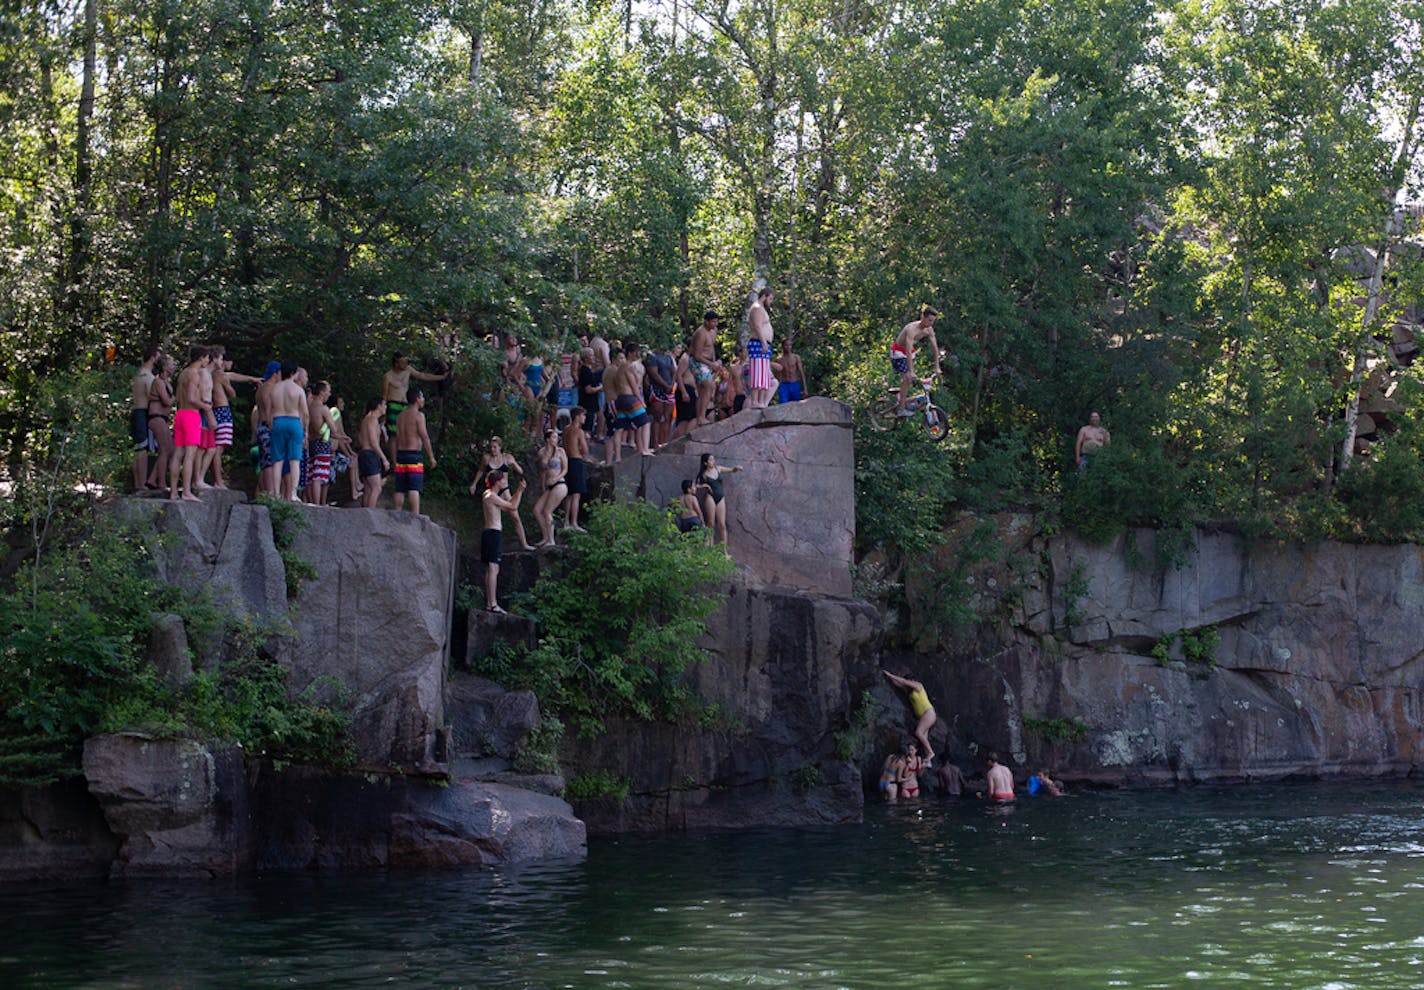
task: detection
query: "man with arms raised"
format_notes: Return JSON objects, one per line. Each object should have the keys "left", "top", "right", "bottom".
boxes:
{"left": 393, "top": 387, "right": 436, "bottom": 514}
{"left": 269, "top": 361, "right": 308, "bottom": 502}
{"left": 891, "top": 306, "right": 942, "bottom": 415}
{"left": 357, "top": 397, "right": 390, "bottom": 508}
{"left": 746, "top": 288, "right": 776, "bottom": 409}
{"left": 381, "top": 353, "right": 446, "bottom": 462}
{"left": 170, "top": 346, "right": 215, "bottom": 502}
{"left": 201, "top": 345, "right": 262, "bottom": 490}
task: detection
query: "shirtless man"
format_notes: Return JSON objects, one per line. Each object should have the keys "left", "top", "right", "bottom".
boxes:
{"left": 201, "top": 345, "right": 262, "bottom": 490}
{"left": 983, "top": 752, "right": 1015, "bottom": 802}
{"left": 746, "top": 288, "right": 775, "bottom": 409}
{"left": 589, "top": 326, "right": 611, "bottom": 370}
{"left": 688, "top": 311, "right": 722, "bottom": 425}
{"left": 480, "top": 467, "right": 526, "bottom": 614}
{"left": 644, "top": 341, "right": 677, "bottom": 447}
{"left": 892, "top": 306, "right": 942, "bottom": 414}
{"left": 393, "top": 386, "right": 436, "bottom": 514}
{"left": 617, "top": 342, "right": 653, "bottom": 456}
{"left": 561, "top": 406, "right": 590, "bottom": 532}
{"left": 773, "top": 338, "right": 804, "bottom": 404}
{"left": 305, "top": 380, "right": 338, "bottom": 505}
{"left": 130, "top": 348, "right": 159, "bottom": 491}
{"left": 1075, "top": 411, "right": 1110, "bottom": 470}
{"left": 602, "top": 351, "right": 627, "bottom": 464}
{"left": 269, "top": 361, "right": 308, "bottom": 502}
{"left": 355, "top": 397, "right": 389, "bottom": 508}
{"left": 381, "top": 353, "right": 446, "bottom": 461}
{"left": 253, "top": 361, "right": 281, "bottom": 495}
{"left": 170, "top": 346, "right": 215, "bottom": 502}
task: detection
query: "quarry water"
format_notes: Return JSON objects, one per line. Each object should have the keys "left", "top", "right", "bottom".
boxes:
{"left": 5, "top": 782, "right": 1424, "bottom": 989}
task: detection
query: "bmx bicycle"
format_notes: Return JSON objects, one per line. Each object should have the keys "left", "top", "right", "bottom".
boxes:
{"left": 868, "top": 376, "right": 950, "bottom": 441}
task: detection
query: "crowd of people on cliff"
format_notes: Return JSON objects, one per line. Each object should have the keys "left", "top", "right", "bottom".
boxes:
{"left": 127, "top": 288, "right": 1111, "bottom": 621}
{"left": 126, "top": 291, "right": 813, "bottom": 609}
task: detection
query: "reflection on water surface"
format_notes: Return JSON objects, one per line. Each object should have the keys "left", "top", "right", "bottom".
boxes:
{"left": 4, "top": 782, "right": 1424, "bottom": 988}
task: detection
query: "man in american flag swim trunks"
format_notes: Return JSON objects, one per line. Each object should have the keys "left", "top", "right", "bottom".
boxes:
{"left": 746, "top": 287, "right": 776, "bottom": 409}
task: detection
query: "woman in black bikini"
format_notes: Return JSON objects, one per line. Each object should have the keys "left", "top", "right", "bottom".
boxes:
{"left": 533, "top": 428, "right": 568, "bottom": 547}
{"left": 469, "top": 435, "right": 533, "bottom": 550}
{"left": 696, "top": 452, "right": 742, "bottom": 549}
{"left": 146, "top": 356, "right": 176, "bottom": 492}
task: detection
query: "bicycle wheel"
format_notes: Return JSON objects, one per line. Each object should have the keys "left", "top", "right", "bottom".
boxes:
{"left": 923, "top": 404, "right": 951, "bottom": 442}
{"left": 868, "top": 396, "right": 899, "bottom": 432}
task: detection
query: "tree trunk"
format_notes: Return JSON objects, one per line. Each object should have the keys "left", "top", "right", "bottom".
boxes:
{"left": 1339, "top": 90, "right": 1422, "bottom": 474}
{"left": 65, "top": 0, "right": 98, "bottom": 324}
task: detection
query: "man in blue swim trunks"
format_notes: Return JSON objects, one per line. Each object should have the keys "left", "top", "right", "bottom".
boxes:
{"left": 269, "top": 361, "right": 308, "bottom": 501}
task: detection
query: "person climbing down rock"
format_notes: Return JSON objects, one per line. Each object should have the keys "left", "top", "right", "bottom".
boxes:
{"left": 882, "top": 668, "right": 937, "bottom": 762}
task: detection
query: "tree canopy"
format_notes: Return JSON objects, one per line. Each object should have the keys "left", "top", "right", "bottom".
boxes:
{"left": 3, "top": 0, "right": 1423, "bottom": 544}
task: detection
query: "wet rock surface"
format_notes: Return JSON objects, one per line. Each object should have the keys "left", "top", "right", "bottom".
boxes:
{"left": 82, "top": 733, "right": 252, "bottom": 879}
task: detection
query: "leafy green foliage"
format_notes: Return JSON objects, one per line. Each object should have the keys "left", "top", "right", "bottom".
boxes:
{"left": 1151, "top": 626, "right": 1220, "bottom": 670}
{"left": 476, "top": 499, "right": 734, "bottom": 737}
{"left": 258, "top": 496, "right": 317, "bottom": 598}
{"left": 833, "top": 691, "right": 881, "bottom": 762}
{"left": 512, "top": 716, "right": 564, "bottom": 776}
{"left": 0, "top": 517, "right": 353, "bottom": 786}
{"left": 3, "top": 0, "right": 1424, "bottom": 561}
{"left": 1023, "top": 714, "right": 1088, "bottom": 745}
{"left": 565, "top": 769, "right": 630, "bottom": 804}
{"left": 854, "top": 422, "right": 960, "bottom": 558}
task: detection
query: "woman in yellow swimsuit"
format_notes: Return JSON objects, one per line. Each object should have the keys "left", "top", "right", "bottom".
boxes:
{"left": 882, "top": 668, "right": 937, "bottom": 762}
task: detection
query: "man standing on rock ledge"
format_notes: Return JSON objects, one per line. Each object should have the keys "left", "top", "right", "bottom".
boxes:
{"left": 393, "top": 387, "right": 436, "bottom": 515}
{"left": 269, "top": 361, "right": 308, "bottom": 502}
{"left": 480, "top": 467, "right": 525, "bottom": 614}
{"left": 747, "top": 288, "right": 776, "bottom": 410}
{"left": 1075, "top": 411, "right": 1110, "bottom": 470}
{"left": 382, "top": 353, "right": 448, "bottom": 464}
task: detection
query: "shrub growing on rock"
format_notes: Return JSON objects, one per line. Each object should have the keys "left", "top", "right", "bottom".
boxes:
{"left": 484, "top": 499, "right": 733, "bottom": 736}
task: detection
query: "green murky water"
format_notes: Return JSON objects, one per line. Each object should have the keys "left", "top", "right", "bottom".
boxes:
{"left": 4, "top": 782, "right": 1424, "bottom": 988}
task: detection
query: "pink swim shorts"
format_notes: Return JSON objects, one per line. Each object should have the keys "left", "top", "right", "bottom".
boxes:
{"left": 173, "top": 408, "right": 202, "bottom": 447}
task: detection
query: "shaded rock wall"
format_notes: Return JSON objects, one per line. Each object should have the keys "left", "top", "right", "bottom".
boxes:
{"left": 882, "top": 515, "right": 1424, "bottom": 786}
{"left": 562, "top": 576, "right": 883, "bottom": 832}
{"left": 0, "top": 779, "right": 118, "bottom": 883}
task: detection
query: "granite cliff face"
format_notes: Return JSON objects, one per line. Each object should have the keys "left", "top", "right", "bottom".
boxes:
{"left": 878, "top": 515, "right": 1424, "bottom": 785}
{"left": 0, "top": 495, "right": 586, "bottom": 881}
{"left": 131, "top": 493, "right": 456, "bottom": 772}
{"left": 612, "top": 398, "right": 856, "bottom": 597}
